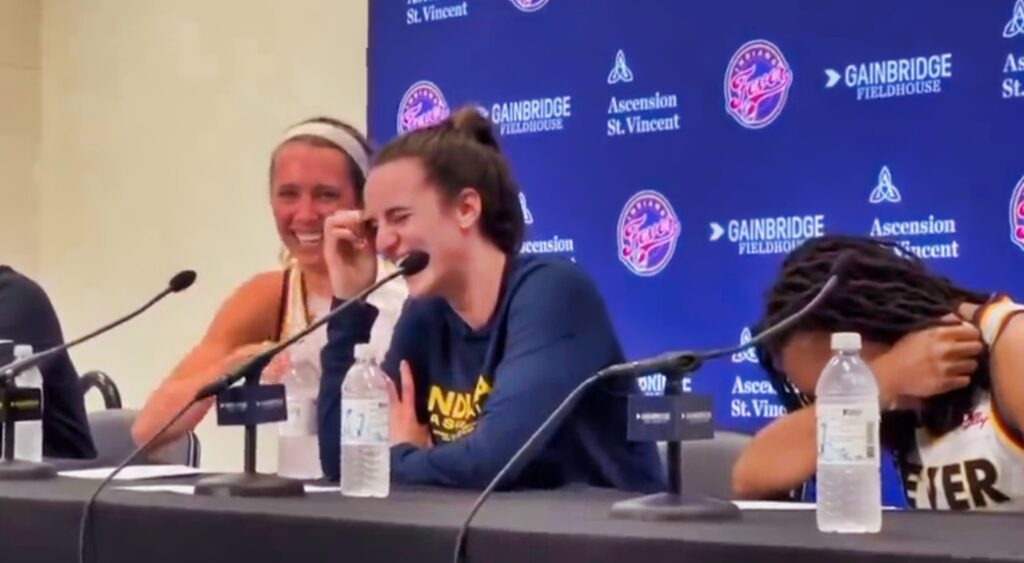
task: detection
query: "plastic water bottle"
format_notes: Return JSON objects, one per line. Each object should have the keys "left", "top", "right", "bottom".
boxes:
{"left": 815, "top": 332, "right": 881, "bottom": 533}
{"left": 340, "top": 344, "right": 390, "bottom": 498}
{"left": 277, "top": 355, "right": 322, "bottom": 480}
{"left": 13, "top": 345, "right": 44, "bottom": 463}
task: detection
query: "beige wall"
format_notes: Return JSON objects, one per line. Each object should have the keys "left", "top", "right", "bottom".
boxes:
{"left": 0, "top": 0, "right": 41, "bottom": 276}
{"left": 36, "top": 0, "right": 368, "bottom": 471}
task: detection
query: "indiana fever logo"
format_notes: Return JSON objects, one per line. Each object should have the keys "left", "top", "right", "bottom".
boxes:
{"left": 617, "top": 190, "right": 681, "bottom": 277}
{"left": 510, "top": 0, "right": 549, "bottom": 12}
{"left": 397, "top": 80, "right": 450, "bottom": 134}
{"left": 1012, "top": 176, "right": 1024, "bottom": 252}
{"left": 725, "top": 40, "right": 793, "bottom": 129}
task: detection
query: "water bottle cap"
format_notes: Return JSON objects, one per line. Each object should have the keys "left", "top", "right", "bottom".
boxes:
{"left": 13, "top": 344, "right": 33, "bottom": 359}
{"left": 353, "top": 344, "right": 377, "bottom": 362}
{"left": 831, "top": 332, "right": 862, "bottom": 351}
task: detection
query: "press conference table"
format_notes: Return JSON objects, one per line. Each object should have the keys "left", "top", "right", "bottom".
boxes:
{"left": 3, "top": 477, "right": 1024, "bottom": 563}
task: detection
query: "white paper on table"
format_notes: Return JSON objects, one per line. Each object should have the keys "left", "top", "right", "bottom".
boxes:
{"left": 116, "top": 484, "right": 196, "bottom": 495}
{"left": 59, "top": 465, "right": 203, "bottom": 481}
{"left": 303, "top": 485, "right": 341, "bottom": 493}
{"left": 733, "top": 500, "right": 901, "bottom": 511}
{"left": 114, "top": 483, "right": 341, "bottom": 495}
{"left": 733, "top": 500, "right": 817, "bottom": 510}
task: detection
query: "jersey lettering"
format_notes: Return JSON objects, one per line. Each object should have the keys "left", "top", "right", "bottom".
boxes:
{"left": 903, "top": 458, "right": 1010, "bottom": 509}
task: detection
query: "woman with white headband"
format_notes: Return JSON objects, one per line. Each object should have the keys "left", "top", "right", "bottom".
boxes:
{"left": 132, "top": 117, "right": 406, "bottom": 458}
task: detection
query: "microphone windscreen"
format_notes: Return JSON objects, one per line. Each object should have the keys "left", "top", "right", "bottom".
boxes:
{"left": 829, "top": 252, "right": 854, "bottom": 279}
{"left": 398, "top": 251, "right": 430, "bottom": 276}
{"left": 169, "top": 270, "right": 198, "bottom": 293}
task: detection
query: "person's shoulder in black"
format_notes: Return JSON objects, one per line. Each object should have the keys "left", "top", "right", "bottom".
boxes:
{"left": 0, "top": 266, "right": 96, "bottom": 459}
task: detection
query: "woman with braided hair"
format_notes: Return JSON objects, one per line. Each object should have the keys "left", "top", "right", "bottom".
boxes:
{"left": 732, "top": 235, "right": 1024, "bottom": 510}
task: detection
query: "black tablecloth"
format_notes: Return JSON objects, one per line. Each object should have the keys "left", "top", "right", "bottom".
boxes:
{"left": 3, "top": 476, "right": 1024, "bottom": 563}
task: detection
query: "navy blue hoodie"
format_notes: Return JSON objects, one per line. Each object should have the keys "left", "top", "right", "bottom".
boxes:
{"left": 318, "top": 255, "right": 664, "bottom": 492}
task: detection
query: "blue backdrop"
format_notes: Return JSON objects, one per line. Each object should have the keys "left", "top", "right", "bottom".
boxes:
{"left": 368, "top": 0, "right": 1024, "bottom": 504}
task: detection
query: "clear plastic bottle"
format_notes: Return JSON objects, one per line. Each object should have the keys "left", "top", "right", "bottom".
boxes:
{"left": 340, "top": 344, "right": 390, "bottom": 498}
{"left": 277, "top": 355, "right": 322, "bottom": 480}
{"left": 13, "top": 344, "right": 43, "bottom": 463}
{"left": 815, "top": 332, "right": 882, "bottom": 533}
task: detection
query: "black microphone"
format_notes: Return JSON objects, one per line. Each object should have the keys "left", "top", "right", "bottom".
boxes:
{"left": 77, "top": 252, "right": 429, "bottom": 562}
{"left": 194, "top": 251, "right": 429, "bottom": 400}
{"left": 168, "top": 270, "right": 198, "bottom": 293}
{"left": 596, "top": 251, "right": 851, "bottom": 378}
{"left": 0, "top": 269, "right": 196, "bottom": 485}
{"left": 450, "top": 251, "right": 852, "bottom": 563}
{"left": 0, "top": 270, "right": 197, "bottom": 382}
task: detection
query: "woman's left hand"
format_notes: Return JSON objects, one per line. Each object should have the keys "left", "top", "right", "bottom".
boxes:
{"left": 386, "top": 360, "right": 432, "bottom": 448}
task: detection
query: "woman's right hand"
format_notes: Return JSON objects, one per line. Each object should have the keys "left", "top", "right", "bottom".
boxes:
{"left": 877, "top": 314, "right": 984, "bottom": 401}
{"left": 323, "top": 210, "right": 378, "bottom": 299}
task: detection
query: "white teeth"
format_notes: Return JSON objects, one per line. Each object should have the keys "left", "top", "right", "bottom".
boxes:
{"left": 295, "top": 233, "right": 322, "bottom": 245}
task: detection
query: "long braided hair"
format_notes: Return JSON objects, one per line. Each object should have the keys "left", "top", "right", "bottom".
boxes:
{"left": 755, "top": 235, "right": 991, "bottom": 455}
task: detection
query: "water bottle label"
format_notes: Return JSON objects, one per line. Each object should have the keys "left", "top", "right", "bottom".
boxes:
{"left": 817, "top": 404, "right": 879, "bottom": 465}
{"left": 280, "top": 395, "right": 317, "bottom": 437}
{"left": 341, "top": 398, "right": 389, "bottom": 446}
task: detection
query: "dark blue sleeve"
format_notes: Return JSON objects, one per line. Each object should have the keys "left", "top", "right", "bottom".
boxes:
{"left": 317, "top": 299, "right": 379, "bottom": 481}
{"left": 388, "top": 263, "right": 621, "bottom": 489}
{"left": 317, "top": 297, "right": 425, "bottom": 481}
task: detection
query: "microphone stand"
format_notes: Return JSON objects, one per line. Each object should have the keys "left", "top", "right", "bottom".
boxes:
{"left": 608, "top": 356, "right": 738, "bottom": 520}
{"left": 451, "top": 262, "right": 846, "bottom": 562}
{"left": 192, "top": 367, "right": 304, "bottom": 498}
{"left": 0, "top": 271, "right": 196, "bottom": 481}
{"left": 609, "top": 275, "right": 841, "bottom": 521}
{"left": 192, "top": 253, "right": 428, "bottom": 497}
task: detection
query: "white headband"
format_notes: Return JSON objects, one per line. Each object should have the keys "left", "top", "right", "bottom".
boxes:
{"left": 280, "top": 122, "right": 370, "bottom": 177}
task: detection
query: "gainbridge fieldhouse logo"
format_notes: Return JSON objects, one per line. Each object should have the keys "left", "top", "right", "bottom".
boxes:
{"left": 477, "top": 94, "right": 572, "bottom": 136}
{"left": 709, "top": 214, "right": 826, "bottom": 257}
{"left": 617, "top": 190, "right": 681, "bottom": 277}
{"left": 509, "top": 0, "right": 548, "bottom": 12}
{"left": 397, "top": 81, "right": 450, "bottom": 134}
{"left": 1011, "top": 175, "right": 1024, "bottom": 252}
{"left": 725, "top": 40, "right": 793, "bottom": 129}
{"left": 824, "top": 52, "right": 953, "bottom": 102}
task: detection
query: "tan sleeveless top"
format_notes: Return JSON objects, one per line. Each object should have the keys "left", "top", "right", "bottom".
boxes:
{"left": 272, "top": 260, "right": 408, "bottom": 373}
